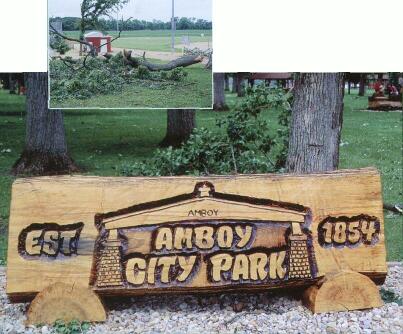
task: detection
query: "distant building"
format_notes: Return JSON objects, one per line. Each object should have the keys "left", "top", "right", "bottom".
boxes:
{"left": 84, "top": 31, "right": 112, "bottom": 54}
{"left": 248, "top": 73, "right": 293, "bottom": 89}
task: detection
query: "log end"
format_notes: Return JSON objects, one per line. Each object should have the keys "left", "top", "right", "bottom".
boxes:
{"left": 302, "top": 270, "right": 383, "bottom": 313}
{"left": 26, "top": 282, "right": 107, "bottom": 325}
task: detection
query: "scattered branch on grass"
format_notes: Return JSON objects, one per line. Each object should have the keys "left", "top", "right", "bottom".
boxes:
{"left": 383, "top": 203, "right": 403, "bottom": 215}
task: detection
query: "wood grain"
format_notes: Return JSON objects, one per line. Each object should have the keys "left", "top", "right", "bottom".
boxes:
{"left": 26, "top": 282, "right": 106, "bottom": 325}
{"left": 6, "top": 168, "right": 387, "bottom": 303}
{"left": 302, "top": 270, "right": 383, "bottom": 313}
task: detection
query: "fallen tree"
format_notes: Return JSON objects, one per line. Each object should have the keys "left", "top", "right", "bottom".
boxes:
{"left": 53, "top": 50, "right": 204, "bottom": 73}
{"left": 119, "top": 50, "right": 203, "bottom": 71}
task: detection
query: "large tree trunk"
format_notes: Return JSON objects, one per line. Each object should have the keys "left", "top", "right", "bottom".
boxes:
{"left": 358, "top": 73, "right": 366, "bottom": 96}
{"left": 160, "top": 109, "right": 196, "bottom": 148}
{"left": 213, "top": 73, "right": 228, "bottom": 111}
{"left": 12, "top": 72, "right": 79, "bottom": 175}
{"left": 286, "top": 73, "right": 344, "bottom": 173}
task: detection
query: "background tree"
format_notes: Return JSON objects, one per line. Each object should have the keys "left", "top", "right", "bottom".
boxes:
{"left": 286, "top": 73, "right": 344, "bottom": 173}
{"left": 49, "top": 16, "right": 212, "bottom": 31}
{"left": 159, "top": 109, "right": 196, "bottom": 148}
{"left": 8, "top": 74, "right": 17, "bottom": 94}
{"left": 50, "top": 0, "right": 130, "bottom": 56}
{"left": 231, "top": 74, "right": 237, "bottom": 93}
{"left": 358, "top": 73, "right": 366, "bottom": 96}
{"left": 78, "top": 0, "right": 129, "bottom": 41}
{"left": 224, "top": 74, "right": 230, "bottom": 91}
{"left": 213, "top": 73, "right": 228, "bottom": 111}
{"left": 235, "top": 73, "right": 245, "bottom": 97}
{"left": 12, "top": 73, "right": 79, "bottom": 175}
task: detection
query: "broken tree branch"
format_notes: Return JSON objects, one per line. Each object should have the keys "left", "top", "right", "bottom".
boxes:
{"left": 49, "top": 23, "right": 93, "bottom": 50}
{"left": 383, "top": 203, "right": 403, "bottom": 215}
{"left": 122, "top": 50, "right": 202, "bottom": 71}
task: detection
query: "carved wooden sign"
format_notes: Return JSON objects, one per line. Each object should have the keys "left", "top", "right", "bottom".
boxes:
{"left": 90, "top": 181, "right": 318, "bottom": 293}
{"left": 6, "top": 168, "right": 387, "bottom": 314}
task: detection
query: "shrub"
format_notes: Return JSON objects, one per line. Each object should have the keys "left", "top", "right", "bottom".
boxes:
{"left": 50, "top": 35, "right": 71, "bottom": 55}
{"left": 119, "top": 85, "right": 292, "bottom": 176}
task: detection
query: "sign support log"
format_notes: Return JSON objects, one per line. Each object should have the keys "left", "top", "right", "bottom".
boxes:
{"left": 6, "top": 168, "right": 387, "bottom": 322}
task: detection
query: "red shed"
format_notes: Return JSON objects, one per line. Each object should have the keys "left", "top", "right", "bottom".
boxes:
{"left": 84, "top": 31, "right": 112, "bottom": 54}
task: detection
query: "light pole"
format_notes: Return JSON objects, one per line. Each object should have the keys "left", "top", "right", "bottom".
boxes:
{"left": 171, "top": 0, "right": 175, "bottom": 52}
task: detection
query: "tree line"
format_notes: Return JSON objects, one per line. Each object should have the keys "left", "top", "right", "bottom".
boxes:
{"left": 50, "top": 16, "right": 212, "bottom": 31}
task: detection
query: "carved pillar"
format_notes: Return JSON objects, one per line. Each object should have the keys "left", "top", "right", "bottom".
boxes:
{"left": 288, "top": 223, "right": 312, "bottom": 279}
{"left": 95, "top": 229, "right": 124, "bottom": 287}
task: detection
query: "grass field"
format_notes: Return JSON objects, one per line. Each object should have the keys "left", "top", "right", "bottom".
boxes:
{"left": 0, "top": 88, "right": 401, "bottom": 264}
{"left": 64, "top": 29, "right": 212, "bottom": 52}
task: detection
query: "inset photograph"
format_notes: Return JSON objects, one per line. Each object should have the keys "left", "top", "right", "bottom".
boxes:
{"left": 48, "top": 0, "right": 212, "bottom": 109}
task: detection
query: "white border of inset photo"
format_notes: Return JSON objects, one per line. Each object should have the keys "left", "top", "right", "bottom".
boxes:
{"left": 47, "top": 0, "right": 213, "bottom": 110}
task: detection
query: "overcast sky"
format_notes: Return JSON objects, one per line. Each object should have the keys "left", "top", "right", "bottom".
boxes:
{"left": 48, "top": 0, "right": 212, "bottom": 21}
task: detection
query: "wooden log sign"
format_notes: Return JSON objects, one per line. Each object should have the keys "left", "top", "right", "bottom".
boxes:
{"left": 6, "top": 168, "right": 387, "bottom": 314}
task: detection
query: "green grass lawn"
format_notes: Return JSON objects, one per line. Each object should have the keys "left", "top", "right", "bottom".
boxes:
{"left": 51, "top": 62, "right": 212, "bottom": 109}
{"left": 64, "top": 29, "right": 212, "bottom": 52}
{"left": 0, "top": 88, "right": 401, "bottom": 264}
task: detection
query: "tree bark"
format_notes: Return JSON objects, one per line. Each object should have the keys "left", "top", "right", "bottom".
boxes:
{"left": 160, "top": 109, "right": 196, "bottom": 148}
{"left": 286, "top": 73, "right": 345, "bottom": 173}
{"left": 231, "top": 74, "right": 237, "bottom": 93}
{"left": 358, "top": 73, "right": 366, "bottom": 96}
{"left": 236, "top": 73, "right": 245, "bottom": 97}
{"left": 224, "top": 74, "right": 230, "bottom": 91}
{"left": 213, "top": 73, "right": 228, "bottom": 111}
{"left": 12, "top": 72, "right": 79, "bottom": 175}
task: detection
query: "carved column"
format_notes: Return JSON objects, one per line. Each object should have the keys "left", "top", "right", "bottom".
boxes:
{"left": 95, "top": 229, "right": 124, "bottom": 287}
{"left": 288, "top": 223, "right": 312, "bottom": 279}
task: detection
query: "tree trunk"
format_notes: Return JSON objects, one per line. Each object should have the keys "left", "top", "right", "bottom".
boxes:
{"left": 286, "top": 73, "right": 345, "bottom": 173}
{"left": 231, "top": 74, "right": 237, "bottom": 93}
{"left": 236, "top": 73, "right": 245, "bottom": 97}
{"left": 160, "top": 109, "right": 196, "bottom": 148}
{"left": 12, "top": 72, "right": 79, "bottom": 175}
{"left": 358, "top": 73, "right": 366, "bottom": 96}
{"left": 9, "top": 74, "right": 17, "bottom": 94}
{"left": 224, "top": 74, "right": 230, "bottom": 91}
{"left": 213, "top": 73, "right": 228, "bottom": 111}
{"left": 347, "top": 80, "right": 351, "bottom": 94}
